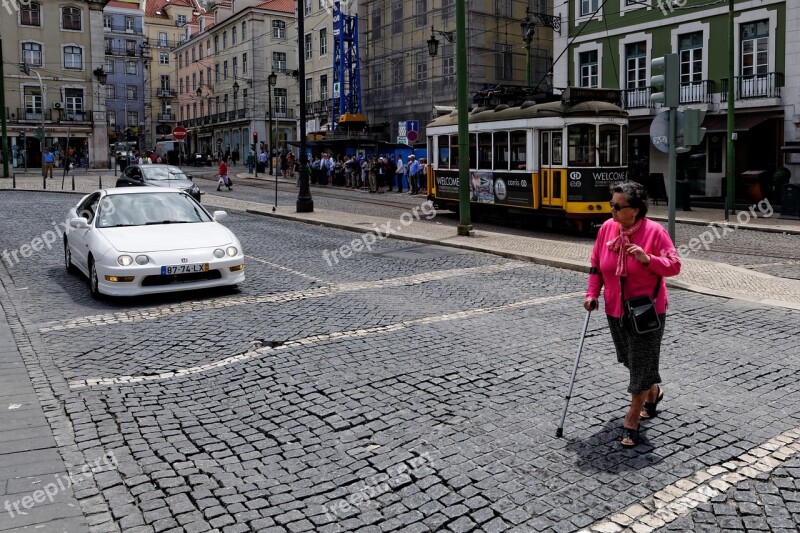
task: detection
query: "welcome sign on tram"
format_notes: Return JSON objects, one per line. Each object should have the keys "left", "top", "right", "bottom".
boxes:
{"left": 435, "top": 171, "right": 533, "bottom": 207}
{"left": 566, "top": 168, "right": 627, "bottom": 202}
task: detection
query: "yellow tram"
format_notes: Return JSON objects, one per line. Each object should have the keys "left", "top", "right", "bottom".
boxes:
{"left": 426, "top": 88, "right": 629, "bottom": 231}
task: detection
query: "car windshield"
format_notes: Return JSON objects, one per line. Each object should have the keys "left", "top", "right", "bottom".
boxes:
{"left": 96, "top": 192, "right": 212, "bottom": 228}
{"left": 142, "top": 166, "right": 188, "bottom": 181}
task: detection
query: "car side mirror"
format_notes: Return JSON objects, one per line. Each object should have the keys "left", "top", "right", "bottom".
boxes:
{"left": 69, "top": 217, "right": 90, "bottom": 229}
{"left": 212, "top": 211, "right": 227, "bottom": 222}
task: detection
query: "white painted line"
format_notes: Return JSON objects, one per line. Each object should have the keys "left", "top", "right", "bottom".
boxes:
{"left": 69, "top": 291, "right": 582, "bottom": 389}
{"left": 245, "top": 254, "right": 326, "bottom": 282}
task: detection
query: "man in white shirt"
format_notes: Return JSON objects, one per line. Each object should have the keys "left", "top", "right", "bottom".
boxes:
{"left": 394, "top": 155, "right": 405, "bottom": 193}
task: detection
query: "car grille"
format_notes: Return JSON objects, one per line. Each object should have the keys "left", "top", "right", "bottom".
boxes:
{"left": 141, "top": 270, "right": 222, "bottom": 286}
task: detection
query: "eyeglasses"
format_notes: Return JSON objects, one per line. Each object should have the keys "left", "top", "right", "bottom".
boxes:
{"left": 610, "top": 202, "right": 634, "bottom": 212}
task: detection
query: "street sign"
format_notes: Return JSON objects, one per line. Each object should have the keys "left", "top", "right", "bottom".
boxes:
{"left": 172, "top": 127, "right": 187, "bottom": 140}
{"left": 650, "top": 110, "right": 684, "bottom": 153}
{"left": 406, "top": 130, "right": 419, "bottom": 143}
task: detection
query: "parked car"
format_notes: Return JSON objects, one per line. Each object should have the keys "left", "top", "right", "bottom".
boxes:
{"left": 191, "top": 152, "right": 213, "bottom": 166}
{"left": 64, "top": 188, "right": 245, "bottom": 298}
{"left": 116, "top": 164, "right": 201, "bottom": 202}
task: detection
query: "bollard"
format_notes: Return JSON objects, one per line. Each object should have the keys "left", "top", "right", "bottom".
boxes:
{"left": 43, "top": 172, "right": 46, "bottom": 190}
{"left": 12, "top": 173, "right": 16, "bottom": 189}
{"left": 71, "top": 174, "right": 75, "bottom": 191}
{"left": 99, "top": 175, "right": 103, "bottom": 189}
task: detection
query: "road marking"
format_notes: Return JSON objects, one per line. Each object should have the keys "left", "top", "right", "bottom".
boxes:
{"left": 40, "top": 262, "right": 532, "bottom": 333}
{"left": 580, "top": 425, "right": 800, "bottom": 533}
{"left": 245, "top": 254, "right": 326, "bottom": 282}
{"left": 68, "top": 291, "right": 582, "bottom": 389}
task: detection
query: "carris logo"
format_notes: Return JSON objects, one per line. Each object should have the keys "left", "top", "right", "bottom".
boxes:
{"left": 570, "top": 171, "right": 581, "bottom": 180}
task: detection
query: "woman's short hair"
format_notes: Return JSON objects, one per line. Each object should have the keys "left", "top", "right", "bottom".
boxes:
{"left": 611, "top": 181, "right": 648, "bottom": 220}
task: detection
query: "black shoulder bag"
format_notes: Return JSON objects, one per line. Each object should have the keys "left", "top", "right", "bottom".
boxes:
{"left": 621, "top": 275, "right": 663, "bottom": 334}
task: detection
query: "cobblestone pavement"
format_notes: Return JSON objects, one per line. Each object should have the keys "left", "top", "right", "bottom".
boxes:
{"left": 1, "top": 191, "right": 799, "bottom": 533}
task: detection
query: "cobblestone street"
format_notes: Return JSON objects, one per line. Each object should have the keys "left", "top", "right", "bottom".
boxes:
{"left": 1, "top": 191, "right": 799, "bottom": 533}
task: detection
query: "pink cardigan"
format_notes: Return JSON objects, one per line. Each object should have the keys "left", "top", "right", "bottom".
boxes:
{"left": 586, "top": 217, "right": 681, "bottom": 318}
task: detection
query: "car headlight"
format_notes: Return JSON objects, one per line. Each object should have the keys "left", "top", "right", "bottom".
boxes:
{"left": 214, "top": 249, "right": 225, "bottom": 258}
{"left": 226, "top": 246, "right": 238, "bottom": 257}
{"left": 117, "top": 255, "right": 133, "bottom": 266}
{"left": 135, "top": 255, "right": 149, "bottom": 265}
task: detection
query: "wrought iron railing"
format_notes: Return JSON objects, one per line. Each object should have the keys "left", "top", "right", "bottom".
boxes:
{"left": 720, "top": 72, "right": 783, "bottom": 101}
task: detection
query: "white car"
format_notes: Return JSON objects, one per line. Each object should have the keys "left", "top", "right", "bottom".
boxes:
{"left": 64, "top": 188, "right": 245, "bottom": 298}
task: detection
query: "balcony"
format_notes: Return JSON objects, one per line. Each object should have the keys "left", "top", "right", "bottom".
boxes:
{"left": 105, "top": 25, "right": 144, "bottom": 36}
{"left": 721, "top": 73, "right": 784, "bottom": 102}
{"left": 105, "top": 47, "right": 143, "bottom": 58}
{"left": 622, "top": 87, "right": 651, "bottom": 109}
{"left": 275, "top": 109, "right": 294, "bottom": 119}
{"left": 238, "top": 109, "right": 246, "bottom": 119}
{"left": 311, "top": 100, "right": 330, "bottom": 114}
{"left": 157, "top": 89, "right": 177, "bottom": 98}
{"left": 9, "top": 108, "right": 53, "bottom": 122}
{"left": 679, "top": 80, "right": 714, "bottom": 104}
{"left": 62, "top": 111, "right": 90, "bottom": 122}
{"left": 157, "top": 114, "right": 176, "bottom": 122}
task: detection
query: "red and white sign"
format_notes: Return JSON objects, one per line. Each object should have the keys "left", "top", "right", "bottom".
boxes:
{"left": 406, "top": 130, "right": 419, "bottom": 143}
{"left": 172, "top": 127, "right": 187, "bottom": 140}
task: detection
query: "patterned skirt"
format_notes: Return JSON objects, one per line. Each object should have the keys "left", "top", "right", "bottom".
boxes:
{"left": 607, "top": 314, "right": 666, "bottom": 393}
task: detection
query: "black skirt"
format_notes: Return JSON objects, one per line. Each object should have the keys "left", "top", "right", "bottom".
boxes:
{"left": 607, "top": 314, "right": 666, "bottom": 393}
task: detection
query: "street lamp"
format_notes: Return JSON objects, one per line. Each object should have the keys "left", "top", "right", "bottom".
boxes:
{"left": 428, "top": 27, "right": 454, "bottom": 122}
{"left": 521, "top": 12, "right": 535, "bottom": 87}
{"left": 233, "top": 80, "right": 240, "bottom": 119}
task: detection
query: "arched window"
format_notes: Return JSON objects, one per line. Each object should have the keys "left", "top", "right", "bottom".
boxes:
{"left": 64, "top": 46, "right": 83, "bottom": 69}
{"left": 62, "top": 7, "right": 82, "bottom": 31}
{"left": 20, "top": 2, "right": 41, "bottom": 26}
{"left": 22, "top": 43, "right": 43, "bottom": 67}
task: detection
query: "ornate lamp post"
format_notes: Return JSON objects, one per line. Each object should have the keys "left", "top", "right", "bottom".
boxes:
{"left": 521, "top": 13, "right": 535, "bottom": 87}
{"left": 296, "top": 0, "right": 313, "bottom": 213}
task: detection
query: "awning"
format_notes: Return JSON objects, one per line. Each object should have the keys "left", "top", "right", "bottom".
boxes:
{"left": 702, "top": 113, "right": 781, "bottom": 133}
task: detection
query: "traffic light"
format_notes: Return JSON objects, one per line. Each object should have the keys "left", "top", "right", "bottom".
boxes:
{"left": 683, "top": 108, "right": 707, "bottom": 147}
{"left": 253, "top": 132, "right": 258, "bottom": 143}
{"left": 650, "top": 53, "right": 679, "bottom": 108}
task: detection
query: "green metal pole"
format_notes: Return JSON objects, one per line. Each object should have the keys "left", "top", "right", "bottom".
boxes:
{"left": 525, "top": 45, "right": 531, "bottom": 87}
{"left": 0, "top": 38, "right": 10, "bottom": 179}
{"left": 455, "top": 0, "right": 472, "bottom": 235}
{"left": 725, "top": 0, "right": 735, "bottom": 221}
{"left": 668, "top": 108, "right": 677, "bottom": 243}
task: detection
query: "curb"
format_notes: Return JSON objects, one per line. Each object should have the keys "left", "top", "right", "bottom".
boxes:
{"left": 647, "top": 215, "right": 800, "bottom": 236}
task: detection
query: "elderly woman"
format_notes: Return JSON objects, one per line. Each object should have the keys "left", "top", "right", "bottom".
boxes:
{"left": 584, "top": 182, "right": 681, "bottom": 448}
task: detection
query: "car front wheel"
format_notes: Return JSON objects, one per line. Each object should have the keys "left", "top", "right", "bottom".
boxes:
{"left": 89, "top": 258, "right": 103, "bottom": 300}
{"left": 64, "top": 240, "right": 77, "bottom": 274}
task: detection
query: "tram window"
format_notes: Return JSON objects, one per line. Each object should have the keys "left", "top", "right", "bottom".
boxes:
{"left": 493, "top": 131, "right": 509, "bottom": 170}
{"left": 599, "top": 125, "right": 621, "bottom": 166}
{"left": 568, "top": 125, "right": 596, "bottom": 167}
{"left": 552, "top": 134, "right": 563, "bottom": 165}
{"left": 450, "top": 135, "right": 459, "bottom": 168}
{"left": 478, "top": 133, "right": 492, "bottom": 169}
{"left": 510, "top": 130, "right": 527, "bottom": 169}
{"left": 541, "top": 132, "right": 550, "bottom": 166}
{"left": 622, "top": 126, "right": 628, "bottom": 166}
{"left": 438, "top": 135, "right": 450, "bottom": 169}
{"left": 469, "top": 134, "right": 477, "bottom": 169}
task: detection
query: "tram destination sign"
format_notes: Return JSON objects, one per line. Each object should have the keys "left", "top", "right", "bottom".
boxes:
{"left": 566, "top": 168, "right": 627, "bottom": 202}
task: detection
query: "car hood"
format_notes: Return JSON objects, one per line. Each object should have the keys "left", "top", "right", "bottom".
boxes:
{"left": 145, "top": 178, "right": 196, "bottom": 190}
{"left": 98, "top": 223, "right": 233, "bottom": 253}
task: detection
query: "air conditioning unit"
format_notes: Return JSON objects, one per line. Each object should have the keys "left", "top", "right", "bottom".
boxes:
{"left": 53, "top": 102, "right": 64, "bottom": 110}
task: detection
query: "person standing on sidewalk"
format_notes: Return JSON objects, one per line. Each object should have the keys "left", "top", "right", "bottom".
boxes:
{"left": 584, "top": 181, "right": 681, "bottom": 449}
{"left": 42, "top": 149, "right": 55, "bottom": 179}
{"left": 407, "top": 155, "right": 419, "bottom": 194}
{"left": 394, "top": 155, "right": 405, "bottom": 193}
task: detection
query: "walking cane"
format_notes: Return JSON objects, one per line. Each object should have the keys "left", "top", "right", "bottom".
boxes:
{"left": 556, "top": 301, "right": 596, "bottom": 438}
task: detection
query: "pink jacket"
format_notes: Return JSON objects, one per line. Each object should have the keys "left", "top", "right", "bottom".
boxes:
{"left": 586, "top": 217, "right": 681, "bottom": 318}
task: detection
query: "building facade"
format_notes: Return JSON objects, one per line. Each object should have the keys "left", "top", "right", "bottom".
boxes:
{"left": 173, "top": 0, "right": 299, "bottom": 161}
{"left": 103, "top": 1, "right": 149, "bottom": 152}
{"left": 302, "top": 0, "right": 335, "bottom": 133}
{"left": 553, "top": 0, "right": 796, "bottom": 200}
{"left": 2, "top": 0, "right": 110, "bottom": 169}
{"left": 360, "top": 0, "right": 554, "bottom": 142}
{"left": 143, "top": 0, "right": 201, "bottom": 149}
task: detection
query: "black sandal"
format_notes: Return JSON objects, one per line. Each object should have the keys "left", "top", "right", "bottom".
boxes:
{"left": 621, "top": 425, "right": 640, "bottom": 448}
{"left": 641, "top": 386, "right": 664, "bottom": 419}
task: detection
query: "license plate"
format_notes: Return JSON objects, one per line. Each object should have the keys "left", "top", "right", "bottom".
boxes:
{"left": 161, "top": 263, "right": 209, "bottom": 275}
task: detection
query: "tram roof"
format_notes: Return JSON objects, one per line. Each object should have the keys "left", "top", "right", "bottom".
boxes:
{"left": 426, "top": 99, "right": 627, "bottom": 128}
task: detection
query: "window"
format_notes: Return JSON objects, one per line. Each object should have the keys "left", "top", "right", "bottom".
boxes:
{"left": 372, "top": 69, "right": 383, "bottom": 89}
{"left": 191, "top": 47, "right": 196, "bottom": 62}
{"left": 215, "top": 63, "right": 219, "bottom": 82}
{"left": 64, "top": 88, "right": 84, "bottom": 115}
{"left": 192, "top": 73, "right": 197, "bottom": 91}
{"left": 24, "top": 86, "right": 42, "bottom": 114}
{"left": 305, "top": 34, "right": 312, "bottom": 60}
{"left": 275, "top": 88, "right": 287, "bottom": 114}
{"left": 199, "top": 71, "right": 204, "bottom": 87}
{"left": 495, "top": 0, "right": 511, "bottom": 17}
{"left": 319, "top": 29, "right": 327, "bottom": 55}
{"left": 103, "top": 15, "right": 112, "bottom": 31}
{"left": 127, "top": 110, "right": 138, "bottom": 126}
{"left": 273, "top": 20, "right": 286, "bottom": 39}
{"left": 179, "top": 78, "right": 183, "bottom": 94}
{"left": 273, "top": 52, "right": 286, "bottom": 71}
{"left": 232, "top": 27, "right": 237, "bottom": 45}
{"left": 64, "top": 46, "right": 82, "bottom": 69}
{"left": 243, "top": 53, "right": 247, "bottom": 74}
{"left": 104, "top": 59, "right": 114, "bottom": 74}
{"left": 107, "top": 111, "right": 116, "bottom": 127}
{"left": 415, "top": 51, "right": 427, "bottom": 91}
{"left": 62, "top": 7, "right": 82, "bottom": 31}
{"left": 741, "top": 20, "right": 769, "bottom": 77}
{"left": 124, "top": 17, "right": 134, "bottom": 32}
{"left": 160, "top": 52, "right": 169, "bottom": 64}
{"left": 579, "top": 50, "right": 598, "bottom": 87}
{"left": 160, "top": 75, "right": 170, "bottom": 90}
{"left": 223, "top": 61, "right": 228, "bottom": 79}
{"left": 599, "top": 125, "right": 621, "bottom": 167}
{"left": 223, "top": 31, "right": 227, "bottom": 49}
{"left": 242, "top": 89, "right": 247, "bottom": 111}
{"left": 126, "top": 40, "right": 136, "bottom": 56}
{"left": 304, "top": 0, "right": 312, "bottom": 16}
{"left": 393, "top": 62, "right": 403, "bottom": 85}
{"left": 206, "top": 39, "right": 211, "bottom": 57}
{"left": 223, "top": 94, "right": 228, "bottom": 113}
{"left": 510, "top": 131, "right": 527, "bottom": 169}
{"left": 625, "top": 42, "right": 646, "bottom": 89}
{"left": 242, "top": 22, "right": 247, "bottom": 40}
{"left": 442, "top": 44, "right": 455, "bottom": 76}
{"left": 126, "top": 85, "right": 137, "bottom": 100}
{"left": 679, "top": 32, "right": 703, "bottom": 84}
{"left": 159, "top": 32, "right": 168, "bottom": 47}
{"left": 126, "top": 61, "right": 137, "bottom": 75}
{"left": 104, "top": 38, "right": 113, "bottom": 54}
{"left": 372, "top": 8, "right": 382, "bottom": 39}
{"left": 214, "top": 35, "right": 219, "bottom": 53}
{"left": 415, "top": 0, "right": 427, "bottom": 27}
{"left": 177, "top": 15, "right": 186, "bottom": 25}
{"left": 478, "top": 132, "right": 492, "bottom": 170}
{"left": 306, "top": 78, "right": 313, "bottom": 103}
{"left": 178, "top": 55, "right": 183, "bottom": 69}
{"left": 106, "top": 85, "right": 116, "bottom": 100}
{"left": 233, "top": 57, "right": 238, "bottom": 78}
{"left": 568, "top": 124, "right": 596, "bottom": 166}
{"left": 207, "top": 66, "right": 212, "bottom": 85}
{"left": 392, "top": 3, "right": 403, "bottom": 34}
{"left": 21, "top": 2, "right": 41, "bottom": 26}
{"left": 495, "top": 43, "right": 513, "bottom": 81}
{"left": 320, "top": 74, "right": 328, "bottom": 100}
{"left": 580, "top": 0, "right": 599, "bottom": 17}
{"left": 442, "top": 0, "right": 455, "bottom": 21}
{"left": 493, "top": 132, "right": 509, "bottom": 170}
{"left": 22, "top": 43, "right": 42, "bottom": 67}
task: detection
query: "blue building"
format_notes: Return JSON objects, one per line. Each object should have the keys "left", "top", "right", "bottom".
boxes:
{"left": 103, "top": 1, "right": 150, "bottom": 153}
